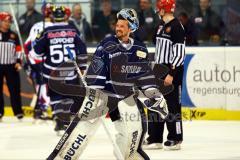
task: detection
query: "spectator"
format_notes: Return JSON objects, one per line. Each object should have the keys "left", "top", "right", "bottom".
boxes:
{"left": 135, "top": 0, "right": 159, "bottom": 42}
{"left": 174, "top": 0, "right": 193, "bottom": 16}
{"left": 69, "top": 3, "right": 93, "bottom": 43}
{"left": 178, "top": 12, "right": 198, "bottom": 46}
{"left": 92, "top": 0, "right": 117, "bottom": 41}
{"left": 192, "top": 0, "right": 225, "bottom": 45}
{"left": 104, "top": 15, "right": 117, "bottom": 38}
{"left": 18, "top": 0, "right": 42, "bottom": 40}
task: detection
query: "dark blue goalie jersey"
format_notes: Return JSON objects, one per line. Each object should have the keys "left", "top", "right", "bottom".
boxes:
{"left": 86, "top": 35, "right": 157, "bottom": 99}
{"left": 33, "top": 22, "right": 88, "bottom": 82}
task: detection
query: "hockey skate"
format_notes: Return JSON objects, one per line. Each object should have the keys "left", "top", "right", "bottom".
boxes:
{"left": 142, "top": 140, "right": 163, "bottom": 150}
{"left": 164, "top": 140, "right": 181, "bottom": 150}
{"left": 54, "top": 117, "right": 68, "bottom": 136}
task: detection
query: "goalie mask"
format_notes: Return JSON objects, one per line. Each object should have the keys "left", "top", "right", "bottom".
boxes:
{"left": 117, "top": 8, "right": 139, "bottom": 33}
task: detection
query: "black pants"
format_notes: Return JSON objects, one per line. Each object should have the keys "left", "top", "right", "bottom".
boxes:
{"left": 147, "top": 65, "right": 184, "bottom": 143}
{"left": 0, "top": 64, "right": 23, "bottom": 117}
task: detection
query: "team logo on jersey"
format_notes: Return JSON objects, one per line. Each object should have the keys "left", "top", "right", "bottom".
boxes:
{"left": 166, "top": 27, "right": 171, "bottom": 33}
{"left": 91, "top": 56, "right": 104, "bottom": 73}
{"left": 136, "top": 50, "right": 147, "bottom": 58}
{"left": 121, "top": 65, "right": 142, "bottom": 73}
{"left": 47, "top": 31, "right": 76, "bottom": 38}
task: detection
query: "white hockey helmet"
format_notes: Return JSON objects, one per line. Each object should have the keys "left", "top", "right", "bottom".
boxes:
{"left": 117, "top": 8, "right": 139, "bottom": 33}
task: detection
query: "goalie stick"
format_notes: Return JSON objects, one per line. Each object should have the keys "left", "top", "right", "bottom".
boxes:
{"left": 66, "top": 46, "right": 124, "bottom": 160}
{"left": 47, "top": 47, "right": 124, "bottom": 160}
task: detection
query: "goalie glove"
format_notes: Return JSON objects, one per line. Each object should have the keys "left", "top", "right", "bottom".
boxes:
{"left": 144, "top": 96, "right": 168, "bottom": 119}
{"left": 142, "top": 87, "right": 168, "bottom": 119}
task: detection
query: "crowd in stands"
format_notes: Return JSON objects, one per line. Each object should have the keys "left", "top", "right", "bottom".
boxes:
{"left": 15, "top": 0, "right": 227, "bottom": 46}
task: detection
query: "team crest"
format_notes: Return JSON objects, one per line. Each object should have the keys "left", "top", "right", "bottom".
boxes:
{"left": 91, "top": 56, "right": 104, "bottom": 73}
{"left": 166, "top": 27, "right": 171, "bottom": 33}
{"left": 136, "top": 50, "right": 147, "bottom": 58}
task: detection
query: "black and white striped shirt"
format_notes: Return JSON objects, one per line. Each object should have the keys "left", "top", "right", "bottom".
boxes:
{"left": 0, "top": 30, "right": 22, "bottom": 65}
{"left": 154, "top": 18, "right": 185, "bottom": 69}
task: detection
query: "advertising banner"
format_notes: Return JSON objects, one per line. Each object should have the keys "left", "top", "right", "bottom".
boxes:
{"left": 182, "top": 47, "right": 240, "bottom": 110}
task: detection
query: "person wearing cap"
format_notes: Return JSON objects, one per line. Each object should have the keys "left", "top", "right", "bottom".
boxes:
{"left": 0, "top": 12, "right": 23, "bottom": 121}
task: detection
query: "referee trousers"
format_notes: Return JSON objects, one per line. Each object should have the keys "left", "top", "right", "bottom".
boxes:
{"left": 0, "top": 64, "right": 23, "bottom": 117}
{"left": 147, "top": 65, "right": 184, "bottom": 143}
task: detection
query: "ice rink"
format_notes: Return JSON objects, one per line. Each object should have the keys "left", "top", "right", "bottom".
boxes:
{"left": 0, "top": 117, "right": 240, "bottom": 160}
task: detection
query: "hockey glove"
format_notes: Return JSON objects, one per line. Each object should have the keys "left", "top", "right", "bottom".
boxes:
{"left": 144, "top": 96, "right": 168, "bottom": 119}
{"left": 143, "top": 88, "right": 168, "bottom": 119}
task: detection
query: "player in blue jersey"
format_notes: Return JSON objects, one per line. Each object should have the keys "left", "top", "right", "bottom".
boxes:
{"left": 85, "top": 8, "right": 167, "bottom": 159}
{"left": 47, "top": 8, "right": 168, "bottom": 160}
{"left": 31, "top": 5, "right": 88, "bottom": 134}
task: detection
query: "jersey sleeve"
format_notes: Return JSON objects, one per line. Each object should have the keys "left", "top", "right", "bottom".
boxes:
{"left": 75, "top": 33, "right": 88, "bottom": 71}
{"left": 85, "top": 45, "right": 106, "bottom": 89}
{"left": 30, "top": 31, "right": 47, "bottom": 64}
{"left": 14, "top": 33, "right": 22, "bottom": 64}
{"left": 24, "top": 23, "right": 41, "bottom": 59}
{"left": 33, "top": 31, "right": 47, "bottom": 56}
{"left": 170, "top": 22, "right": 186, "bottom": 76}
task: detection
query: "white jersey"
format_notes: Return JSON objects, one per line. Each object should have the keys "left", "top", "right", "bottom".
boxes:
{"left": 25, "top": 21, "right": 53, "bottom": 64}
{"left": 26, "top": 21, "right": 53, "bottom": 44}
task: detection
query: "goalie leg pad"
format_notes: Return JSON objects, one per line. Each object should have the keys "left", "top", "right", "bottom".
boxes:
{"left": 47, "top": 88, "right": 109, "bottom": 160}
{"left": 114, "top": 95, "right": 149, "bottom": 160}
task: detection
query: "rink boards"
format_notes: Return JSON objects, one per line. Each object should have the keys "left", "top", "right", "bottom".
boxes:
{"left": 3, "top": 106, "right": 240, "bottom": 120}
{"left": 3, "top": 47, "right": 240, "bottom": 120}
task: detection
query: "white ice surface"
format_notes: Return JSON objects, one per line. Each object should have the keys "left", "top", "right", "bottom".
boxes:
{"left": 0, "top": 117, "right": 240, "bottom": 160}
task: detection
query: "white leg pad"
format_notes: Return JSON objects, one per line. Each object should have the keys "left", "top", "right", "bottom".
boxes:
{"left": 48, "top": 88, "right": 109, "bottom": 160}
{"left": 114, "top": 95, "right": 146, "bottom": 160}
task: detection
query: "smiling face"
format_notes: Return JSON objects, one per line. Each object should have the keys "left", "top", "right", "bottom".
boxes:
{"left": 115, "top": 19, "right": 131, "bottom": 41}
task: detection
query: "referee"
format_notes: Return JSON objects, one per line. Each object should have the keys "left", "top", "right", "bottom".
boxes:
{"left": 144, "top": 0, "right": 185, "bottom": 150}
{"left": 0, "top": 12, "right": 23, "bottom": 121}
